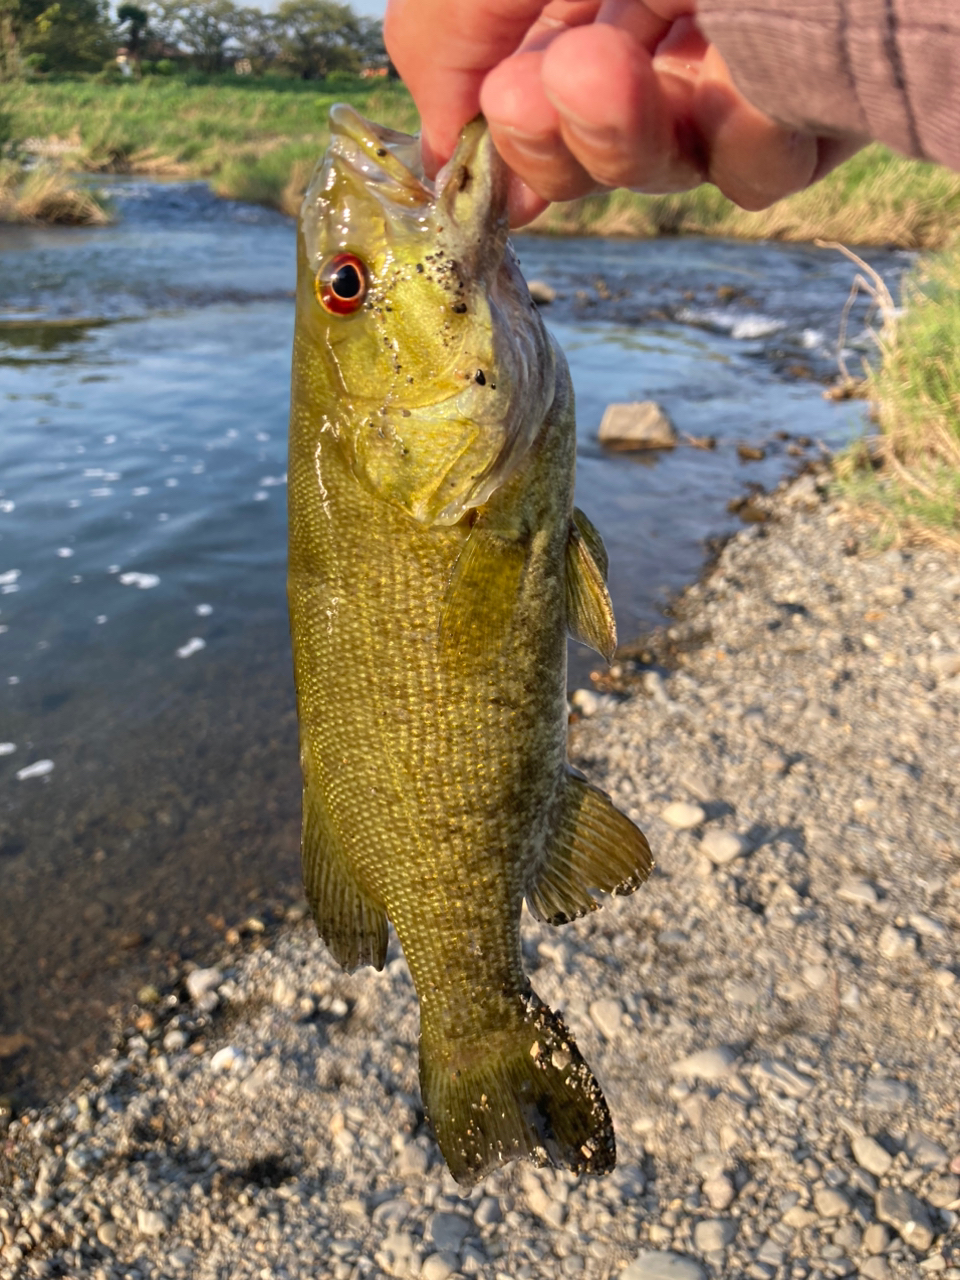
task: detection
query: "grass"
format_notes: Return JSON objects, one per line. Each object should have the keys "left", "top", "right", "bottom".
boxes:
{"left": 531, "top": 145, "right": 960, "bottom": 249}
{"left": 0, "top": 158, "right": 109, "bottom": 224}
{"left": 834, "top": 250, "right": 960, "bottom": 547}
{"left": 0, "top": 76, "right": 418, "bottom": 215}
{"left": 3, "top": 79, "right": 960, "bottom": 246}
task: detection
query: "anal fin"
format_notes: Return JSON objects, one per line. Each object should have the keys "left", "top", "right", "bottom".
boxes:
{"left": 566, "top": 509, "right": 616, "bottom": 663}
{"left": 301, "top": 786, "right": 387, "bottom": 972}
{"left": 527, "top": 771, "right": 653, "bottom": 926}
{"left": 438, "top": 521, "right": 528, "bottom": 659}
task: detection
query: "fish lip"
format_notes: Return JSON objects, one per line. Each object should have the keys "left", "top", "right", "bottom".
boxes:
{"left": 327, "top": 102, "right": 431, "bottom": 201}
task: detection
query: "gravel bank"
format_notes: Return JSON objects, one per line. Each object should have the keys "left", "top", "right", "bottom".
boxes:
{"left": 2, "top": 473, "right": 958, "bottom": 1280}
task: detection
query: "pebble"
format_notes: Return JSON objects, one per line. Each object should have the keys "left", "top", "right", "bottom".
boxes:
{"left": 836, "top": 879, "right": 879, "bottom": 906}
{"left": 905, "top": 1131, "right": 949, "bottom": 1170}
{"left": 136, "top": 1209, "right": 166, "bottom": 1237}
{"left": 814, "top": 1188, "right": 851, "bottom": 1219}
{"left": 185, "top": 967, "right": 223, "bottom": 1001}
{"left": 421, "top": 1254, "right": 458, "bottom": 1280}
{"left": 699, "top": 830, "right": 748, "bottom": 865}
{"left": 622, "top": 1252, "right": 705, "bottom": 1280}
{"left": 852, "top": 1135, "right": 893, "bottom": 1178}
{"left": 702, "top": 1176, "right": 735, "bottom": 1210}
{"left": 875, "top": 1187, "right": 935, "bottom": 1251}
{"left": 863, "top": 1077, "right": 911, "bottom": 1109}
{"left": 589, "top": 998, "right": 624, "bottom": 1040}
{"left": 661, "top": 802, "right": 706, "bottom": 831}
{"left": 669, "top": 1046, "right": 737, "bottom": 1081}
{"left": 862, "top": 1224, "right": 890, "bottom": 1255}
{"left": 427, "top": 1212, "right": 470, "bottom": 1253}
{"left": 692, "top": 1219, "right": 736, "bottom": 1252}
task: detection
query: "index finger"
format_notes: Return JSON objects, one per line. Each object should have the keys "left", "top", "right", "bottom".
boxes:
{"left": 385, "top": 0, "right": 600, "bottom": 170}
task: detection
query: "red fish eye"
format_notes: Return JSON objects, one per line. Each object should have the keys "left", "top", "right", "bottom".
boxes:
{"left": 317, "top": 253, "right": 368, "bottom": 315}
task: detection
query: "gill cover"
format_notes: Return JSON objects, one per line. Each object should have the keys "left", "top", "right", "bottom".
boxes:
{"left": 296, "top": 105, "right": 556, "bottom": 526}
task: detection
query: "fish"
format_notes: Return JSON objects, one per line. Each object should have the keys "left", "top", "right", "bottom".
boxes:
{"left": 287, "top": 104, "right": 653, "bottom": 1185}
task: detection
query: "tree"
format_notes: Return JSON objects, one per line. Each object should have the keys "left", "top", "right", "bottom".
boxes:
{"left": 15, "top": 0, "right": 114, "bottom": 72}
{"left": 272, "top": 0, "right": 359, "bottom": 80}
{"left": 150, "top": 0, "right": 241, "bottom": 73}
{"left": 116, "top": 1, "right": 148, "bottom": 61}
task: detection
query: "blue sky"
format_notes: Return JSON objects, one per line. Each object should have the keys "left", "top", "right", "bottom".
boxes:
{"left": 353, "top": 0, "right": 388, "bottom": 16}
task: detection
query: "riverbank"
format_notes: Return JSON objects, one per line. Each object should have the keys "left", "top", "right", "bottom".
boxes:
{"left": 4, "top": 78, "right": 960, "bottom": 247}
{"left": 2, "top": 470, "right": 957, "bottom": 1280}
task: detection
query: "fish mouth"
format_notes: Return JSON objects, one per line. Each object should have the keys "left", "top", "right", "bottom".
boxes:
{"left": 327, "top": 103, "right": 432, "bottom": 207}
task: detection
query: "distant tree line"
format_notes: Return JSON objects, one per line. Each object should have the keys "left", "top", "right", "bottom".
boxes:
{"left": 0, "top": 0, "right": 388, "bottom": 79}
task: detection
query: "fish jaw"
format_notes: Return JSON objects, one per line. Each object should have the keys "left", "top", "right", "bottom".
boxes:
{"left": 293, "top": 107, "right": 556, "bottom": 527}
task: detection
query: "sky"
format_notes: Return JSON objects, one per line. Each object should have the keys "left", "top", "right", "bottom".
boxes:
{"left": 352, "top": 0, "right": 387, "bottom": 15}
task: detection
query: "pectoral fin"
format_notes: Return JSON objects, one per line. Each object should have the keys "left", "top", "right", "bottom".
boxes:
{"left": 566, "top": 511, "right": 616, "bottom": 662}
{"left": 527, "top": 770, "right": 653, "bottom": 926}
{"left": 301, "top": 783, "right": 387, "bottom": 972}
{"left": 437, "top": 522, "right": 528, "bottom": 659}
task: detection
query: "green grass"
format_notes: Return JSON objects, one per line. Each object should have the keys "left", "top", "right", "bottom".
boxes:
{"left": 835, "top": 250, "right": 960, "bottom": 546}
{"left": 0, "top": 75, "right": 418, "bottom": 208}
{"left": 532, "top": 145, "right": 960, "bottom": 249}
{"left": 4, "top": 79, "right": 960, "bottom": 245}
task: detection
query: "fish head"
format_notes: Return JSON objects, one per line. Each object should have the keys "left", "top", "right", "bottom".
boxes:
{"left": 294, "top": 104, "right": 556, "bottom": 526}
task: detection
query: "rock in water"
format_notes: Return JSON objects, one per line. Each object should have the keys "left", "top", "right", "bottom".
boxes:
{"left": 598, "top": 402, "right": 677, "bottom": 450}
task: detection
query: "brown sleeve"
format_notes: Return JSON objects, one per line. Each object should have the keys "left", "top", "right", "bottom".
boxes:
{"left": 697, "top": 0, "right": 960, "bottom": 171}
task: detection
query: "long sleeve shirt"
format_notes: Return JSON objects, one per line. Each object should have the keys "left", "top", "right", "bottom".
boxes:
{"left": 698, "top": 0, "right": 960, "bottom": 170}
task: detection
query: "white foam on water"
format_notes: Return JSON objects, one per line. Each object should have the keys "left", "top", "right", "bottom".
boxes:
{"left": 83, "top": 468, "right": 105, "bottom": 477}
{"left": 253, "top": 491, "right": 268, "bottom": 501}
{"left": 17, "top": 759, "right": 54, "bottom": 780}
{"left": 255, "top": 432, "right": 270, "bottom": 442}
{"left": 8, "top": 676, "right": 20, "bottom": 684}
{"left": 96, "top": 615, "right": 107, "bottom": 624}
{"left": 165, "top": 478, "right": 179, "bottom": 487}
{"left": 226, "top": 429, "right": 239, "bottom": 439}
{"left": 119, "top": 572, "right": 160, "bottom": 589}
{"left": 132, "top": 487, "right": 150, "bottom": 496}
{"left": 0, "top": 570, "right": 20, "bottom": 585}
{"left": 104, "top": 434, "right": 117, "bottom": 444}
{"left": 71, "top": 575, "right": 82, "bottom": 584}
{"left": 57, "top": 547, "right": 74, "bottom": 558}
{"left": 0, "top": 743, "right": 16, "bottom": 755}
{"left": 158, "top": 513, "right": 169, "bottom": 522}
{"left": 89, "top": 488, "right": 113, "bottom": 498}
{"left": 68, "top": 499, "right": 81, "bottom": 508}
{"left": 0, "top": 501, "right": 14, "bottom": 514}
{"left": 176, "top": 637, "right": 206, "bottom": 659}
{"left": 108, "top": 565, "right": 120, "bottom": 574}
{"left": 195, "top": 603, "right": 213, "bottom": 616}
{"left": 259, "top": 474, "right": 287, "bottom": 487}
{"left": 0, "top": 625, "right": 7, "bottom": 634}
{"left": 191, "top": 464, "right": 205, "bottom": 474}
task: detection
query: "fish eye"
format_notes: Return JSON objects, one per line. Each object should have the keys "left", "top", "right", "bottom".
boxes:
{"left": 316, "top": 252, "right": 368, "bottom": 315}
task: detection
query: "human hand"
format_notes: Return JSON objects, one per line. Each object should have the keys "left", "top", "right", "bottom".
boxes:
{"left": 385, "top": 0, "right": 863, "bottom": 226}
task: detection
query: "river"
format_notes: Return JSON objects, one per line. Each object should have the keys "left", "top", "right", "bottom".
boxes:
{"left": 0, "top": 178, "right": 905, "bottom": 1106}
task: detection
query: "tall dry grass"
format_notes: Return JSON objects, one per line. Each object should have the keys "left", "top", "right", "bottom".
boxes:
{"left": 0, "top": 160, "right": 109, "bottom": 225}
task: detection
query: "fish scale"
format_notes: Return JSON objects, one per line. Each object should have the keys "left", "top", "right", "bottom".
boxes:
{"left": 288, "top": 106, "right": 653, "bottom": 1183}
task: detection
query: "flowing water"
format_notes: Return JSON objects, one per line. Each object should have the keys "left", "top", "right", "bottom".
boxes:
{"left": 0, "top": 179, "right": 905, "bottom": 1105}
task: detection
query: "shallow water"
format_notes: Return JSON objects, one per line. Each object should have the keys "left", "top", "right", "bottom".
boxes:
{"left": 0, "top": 179, "right": 905, "bottom": 1104}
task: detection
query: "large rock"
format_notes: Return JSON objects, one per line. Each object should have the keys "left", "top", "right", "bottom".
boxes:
{"left": 598, "top": 402, "right": 677, "bottom": 450}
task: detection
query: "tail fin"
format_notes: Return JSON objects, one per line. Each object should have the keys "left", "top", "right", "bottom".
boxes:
{"left": 420, "top": 992, "right": 615, "bottom": 1186}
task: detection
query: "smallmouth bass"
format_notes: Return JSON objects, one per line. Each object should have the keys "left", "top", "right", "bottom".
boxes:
{"left": 288, "top": 106, "right": 653, "bottom": 1184}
